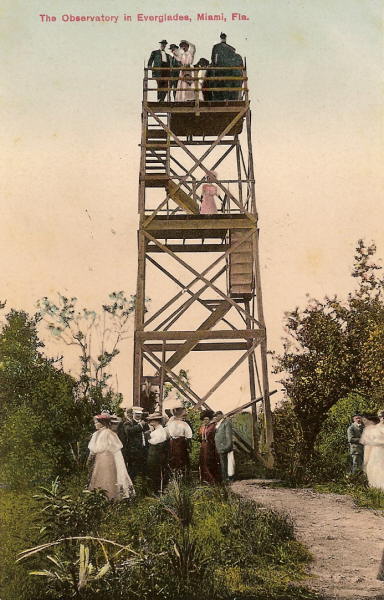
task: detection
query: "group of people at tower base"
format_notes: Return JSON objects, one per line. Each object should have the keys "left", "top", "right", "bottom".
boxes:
{"left": 87, "top": 403, "right": 234, "bottom": 501}
{"left": 148, "top": 33, "right": 244, "bottom": 102}
{"left": 348, "top": 410, "right": 384, "bottom": 489}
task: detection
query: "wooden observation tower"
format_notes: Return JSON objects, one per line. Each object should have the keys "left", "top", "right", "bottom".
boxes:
{"left": 133, "top": 62, "right": 274, "bottom": 466}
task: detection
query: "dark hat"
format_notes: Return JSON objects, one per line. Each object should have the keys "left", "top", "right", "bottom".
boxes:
{"left": 353, "top": 412, "right": 362, "bottom": 417}
{"left": 159, "top": 40, "right": 168, "bottom": 44}
{"left": 170, "top": 44, "right": 178, "bottom": 50}
{"left": 194, "top": 58, "right": 209, "bottom": 68}
{"left": 220, "top": 32, "right": 227, "bottom": 39}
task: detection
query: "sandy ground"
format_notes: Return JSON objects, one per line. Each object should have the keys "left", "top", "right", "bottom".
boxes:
{"left": 232, "top": 480, "right": 384, "bottom": 600}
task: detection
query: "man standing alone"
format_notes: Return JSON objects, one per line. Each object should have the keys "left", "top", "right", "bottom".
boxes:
{"left": 347, "top": 413, "right": 364, "bottom": 473}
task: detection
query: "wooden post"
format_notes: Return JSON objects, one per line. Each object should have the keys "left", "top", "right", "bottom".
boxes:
{"left": 133, "top": 231, "right": 146, "bottom": 407}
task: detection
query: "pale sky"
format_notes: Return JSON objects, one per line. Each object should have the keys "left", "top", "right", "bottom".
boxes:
{"left": 1, "top": 0, "right": 383, "bottom": 410}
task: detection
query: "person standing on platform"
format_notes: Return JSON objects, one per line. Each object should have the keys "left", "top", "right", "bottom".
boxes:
{"left": 210, "top": 33, "right": 236, "bottom": 100}
{"left": 169, "top": 44, "right": 181, "bottom": 100}
{"left": 146, "top": 412, "right": 169, "bottom": 494}
{"left": 200, "top": 170, "right": 219, "bottom": 214}
{"left": 148, "top": 40, "right": 171, "bottom": 102}
{"left": 214, "top": 411, "right": 235, "bottom": 482}
{"left": 166, "top": 406, "right": 193, "bottom": 477}
{"left": 174, "top": 40, "right": 197, "bottom": 102}
{"left": 124, "top": 406, "right": 149, "bottom": 481}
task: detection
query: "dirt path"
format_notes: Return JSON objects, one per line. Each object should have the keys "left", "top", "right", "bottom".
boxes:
{"left": 232, "top": 480, "right": 384, "bottom": 600}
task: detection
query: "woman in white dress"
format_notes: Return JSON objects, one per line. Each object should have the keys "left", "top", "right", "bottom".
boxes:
{"left": 174, "top": 40, "right": 197, "bottom": 102}
{"left": 88, "top": 414, "right": 135, "bottom": 500}
{"left": 360, "top": 410, "right": 384, "bottom": 489}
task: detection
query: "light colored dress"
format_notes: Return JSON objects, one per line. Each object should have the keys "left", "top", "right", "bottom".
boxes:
{"left": 200, "top": 182, "right": 218, "bottom": 214}
{"left": 88, "top": 427, "right": 135, "bottom": 500}
{"left": 360, "top": 423, "right": 384, "bottom": 489}
{"left": 174, "top": 43, "right": 197, "bottom": 102}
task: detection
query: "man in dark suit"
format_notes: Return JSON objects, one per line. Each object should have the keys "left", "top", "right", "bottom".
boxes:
{"left": 148, "top": 40, "right": 171, "bottom": 101}
{"left": 210, "top": 33, "right": 236, "bottom": 100}
{"left": 124, "top": 406, "right": 149, "bottom": 480}
{"left": 169, "top": 44, "right": 181, "bottom": 100}
{"left": 214, "top": 410, "right": 234, "bottom": 482}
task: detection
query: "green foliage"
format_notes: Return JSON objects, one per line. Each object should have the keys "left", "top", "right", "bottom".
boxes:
{"left": 5, "top": 479, "right": 321, "bottom": 600}
{"left": 159, "top": 475, "right": 195, "bottom": 527}
{"left": 273, "top": 241, "right": 384, "bottom": 481}
{"left": 0, "top": 310, "right": 86, "bottom": 488}
{"left": 34, "top": 478, "right": 110, "bottom": 538}
{"left": 0, "top": 489, "right": 43, "bottom": 600}
{"left": 315, "top": 479, "right": 384, "bottom": 510}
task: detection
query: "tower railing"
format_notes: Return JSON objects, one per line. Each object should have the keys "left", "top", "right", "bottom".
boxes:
{"left": 143, "top": 64, "right": 248, "bottom": 105}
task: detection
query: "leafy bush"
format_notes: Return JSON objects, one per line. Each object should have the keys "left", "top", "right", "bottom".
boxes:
{"left": 9, "top": 478, "right": 320, "bottom": 600}
{"left": 34, "top": 478, "right": 110, "bottom": 538}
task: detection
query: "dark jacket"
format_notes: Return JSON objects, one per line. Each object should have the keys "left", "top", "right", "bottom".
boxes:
{"left": 124, "top": 420, "right": 149, "bottom": 455}
{"left": 211, "top": 41, "right": 236, "bottom": 66}
{"left": 148, "top": 49, "right": 171, "bottom": 70}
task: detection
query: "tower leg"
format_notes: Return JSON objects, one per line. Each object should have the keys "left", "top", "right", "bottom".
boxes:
{"left": 133, "top": 231, "right": 146, "bottom": 406}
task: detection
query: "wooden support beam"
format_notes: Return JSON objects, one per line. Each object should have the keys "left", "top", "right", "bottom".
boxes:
{"left": 225, "top": 390, "right": 278, "bottom": 418}
{"left": 147, "top": 243, "right": 229, "bottom": 253}
{"left": 138, "top": 329, "right": 263, "bottom": 341}
{"left": 165, "top": 300, "right": 232, "bottom": 370}
{"left": 144, "top": 216, "right": 254, "bottom": 232}
{"left": 143, "top": 342, "right": 250, "bottom": 352}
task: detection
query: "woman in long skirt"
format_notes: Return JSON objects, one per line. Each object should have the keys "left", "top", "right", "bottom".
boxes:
{"left": 88, "top": 414, "right": 135, "bottom": 500}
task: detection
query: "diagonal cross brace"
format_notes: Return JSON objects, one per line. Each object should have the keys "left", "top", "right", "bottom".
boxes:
{"left": 144, "top": 227, "right": 256, "bottom": 328}
{"left": 143, "top": 106, "right": 252, "bottom": 227}
{"left": 143, "top": 230, "right": 261, "bottom": 328}
{"left": 165, "top": 300, "right": 232, "bottom": 371}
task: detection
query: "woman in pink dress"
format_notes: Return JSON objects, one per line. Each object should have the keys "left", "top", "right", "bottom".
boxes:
{"left": 200, "top": 171, "right": 219, "bottom": 214}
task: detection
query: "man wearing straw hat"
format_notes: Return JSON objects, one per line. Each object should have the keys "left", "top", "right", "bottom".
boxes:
{"left": 148, "top": 40, "right": 171, "bottom": 101}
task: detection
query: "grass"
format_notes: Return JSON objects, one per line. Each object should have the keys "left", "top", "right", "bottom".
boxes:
{"left": 1, "top": 477, "right": 325, "bottom": 600}
{"left": 314, "top": 480, "right": 384, "bottom": 510}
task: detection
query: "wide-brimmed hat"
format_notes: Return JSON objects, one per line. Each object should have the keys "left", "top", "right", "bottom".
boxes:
{"left": 163, "top": 395, "right": 184, "bottom": 411}
{"left": 147, "top": 412, "right": 163, "bottom": 421}
{"left": 170, "top": 44, "right": 178, "bottom": 50}
{"left": 159, "top": 39, "right": 168, "bottom": 44}
{"left": 95, "top": 413, "right": 112, "bottom": 421}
